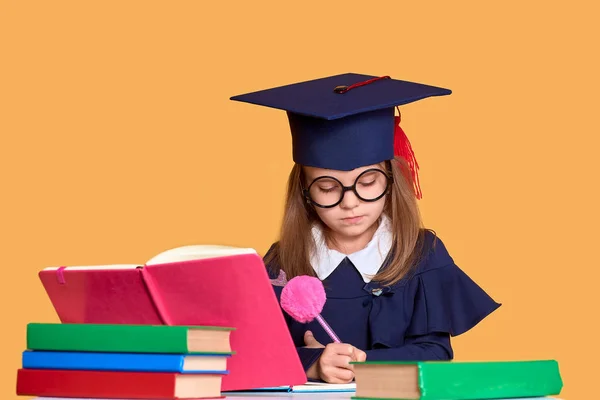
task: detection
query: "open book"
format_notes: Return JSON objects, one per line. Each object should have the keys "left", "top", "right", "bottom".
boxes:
{"left": 38, "top": 244, "right": 307, "bottom": 392}
{"left": 41, "top": 244, "right": 259, "bottom": 271}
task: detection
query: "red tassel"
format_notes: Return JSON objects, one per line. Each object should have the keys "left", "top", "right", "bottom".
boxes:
{"left": 393, "top": 112, "right": 422, "bottom": 199}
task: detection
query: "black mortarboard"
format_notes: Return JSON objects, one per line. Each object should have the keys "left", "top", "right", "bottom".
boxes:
{"left": 230, "top": 73, "right": 451, "bottom": 198}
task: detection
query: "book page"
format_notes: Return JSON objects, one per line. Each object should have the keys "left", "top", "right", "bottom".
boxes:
{"left": 41, "top": 245, "right": 258, "bottom": 270}
{"left": 145, "top": 244, "right": 257, "bottom": 265}
{"left": 291, "top": 382, "right": 356, "bottom": 392}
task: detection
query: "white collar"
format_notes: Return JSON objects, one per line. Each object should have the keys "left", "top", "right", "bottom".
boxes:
{"left": 310, "top": 215, "right": 393, "bottom": 283}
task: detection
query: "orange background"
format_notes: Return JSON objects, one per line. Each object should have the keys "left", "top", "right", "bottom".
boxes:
{"left": 1, "top": 1, "right": 598, "bottom": 399}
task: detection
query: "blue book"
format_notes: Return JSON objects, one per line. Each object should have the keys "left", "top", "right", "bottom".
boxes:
{"left": 22, "top": 350, "right": 229, "bottom": 374}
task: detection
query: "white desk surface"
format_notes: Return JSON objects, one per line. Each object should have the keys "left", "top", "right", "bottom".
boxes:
{"left": 35, "top": 396, "right": 562, "bottom": 400}
{"left": 224, "top": 394, "right": 562, "bottom": 400}
{"left": 225, "top": 394, "right": 351, "bottom": 399}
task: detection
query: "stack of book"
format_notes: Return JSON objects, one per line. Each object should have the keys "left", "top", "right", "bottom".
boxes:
{"left": 16, "top": 322, "right": 234, "bottom": 399}
{"left": 349, "top": 359, "right": 564, "bottom": 400}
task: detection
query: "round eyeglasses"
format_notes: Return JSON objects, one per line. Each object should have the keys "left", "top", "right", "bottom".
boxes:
{"left": 303, "top": 168, "right": 392, "bottom": 208}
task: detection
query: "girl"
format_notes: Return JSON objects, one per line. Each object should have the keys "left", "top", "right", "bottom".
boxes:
{"left": 230, "top": 73, "right": 501, "bottom": 384}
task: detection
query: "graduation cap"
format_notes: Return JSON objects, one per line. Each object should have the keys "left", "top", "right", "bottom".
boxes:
{"left": 230, "top": 73, "right": 451, "bottom": 199}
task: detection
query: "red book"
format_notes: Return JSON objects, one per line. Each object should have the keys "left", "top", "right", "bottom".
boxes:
{"left": 38, "top": 246, "right": 307, "bottom": 391}
{"left": 16, "top": 368, "right": 223, "bottom": 399}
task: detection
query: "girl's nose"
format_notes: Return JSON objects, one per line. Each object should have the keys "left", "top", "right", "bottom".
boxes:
{"left": 339, "top": 189, "right": 360, "bottom": 209}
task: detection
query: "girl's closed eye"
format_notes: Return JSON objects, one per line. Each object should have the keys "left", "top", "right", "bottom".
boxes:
{"left": 316, "top": 179, "right": 341, "bottom": 193}
{"left": 318, "top": 186, "right": 337, "bottom": 193}
{"left": 358, "top": 179, "right": 376, "bottom": 187}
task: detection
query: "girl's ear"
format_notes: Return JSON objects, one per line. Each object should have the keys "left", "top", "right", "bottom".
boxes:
{"left": 305, "top": 193, "right": 315, "bottom": 208}
{"left": 299, "top": 167, "right": 311, "bottom": 204}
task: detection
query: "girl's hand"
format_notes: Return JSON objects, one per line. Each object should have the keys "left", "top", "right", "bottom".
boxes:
{"left": 303, "top": 330, "right": 367, "bottom": 383}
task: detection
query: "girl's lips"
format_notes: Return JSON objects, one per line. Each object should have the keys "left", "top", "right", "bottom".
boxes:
{"left": 342, "top": 216, "right": 364, "bottom": 224}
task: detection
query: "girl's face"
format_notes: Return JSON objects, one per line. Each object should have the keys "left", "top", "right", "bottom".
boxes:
{"left": 303, "top": 163, "right": 388, "bottom": 244}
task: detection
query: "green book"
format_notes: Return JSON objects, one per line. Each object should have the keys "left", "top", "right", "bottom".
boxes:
{"left": 350, "top": 359, "right": 562, "bottom": 400}
{"left": 26, "top": 323, "right": 235, "bottom": 354}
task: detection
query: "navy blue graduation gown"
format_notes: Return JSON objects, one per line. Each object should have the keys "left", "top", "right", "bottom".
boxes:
{"left": 264, "top": 230, "right": 501, "bottom": 371}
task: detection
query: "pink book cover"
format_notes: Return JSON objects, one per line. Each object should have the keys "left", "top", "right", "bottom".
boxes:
{"left": 38, "top": 247, "right": 307, "bottom": 392}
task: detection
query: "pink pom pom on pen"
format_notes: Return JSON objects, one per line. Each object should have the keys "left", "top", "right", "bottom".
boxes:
{"left": 280, "top": 276, "right": 325, "bottom": 323}
{"left": 280, "top": 275, "right": 341, "bottom": 343}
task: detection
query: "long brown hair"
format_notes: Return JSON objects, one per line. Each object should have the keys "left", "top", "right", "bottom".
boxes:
{"left": 264, "top": 156, "right": 431, "bottom": 286}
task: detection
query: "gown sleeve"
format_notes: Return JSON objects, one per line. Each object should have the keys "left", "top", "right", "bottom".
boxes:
{"left": 364, "top": 332, "right": 453, "bottom": 361}
{"left": 365, "top": 232, "right": 501, "bottom": 362}
{"left": 404, "top": 235, "right": 502, "bottom": 338}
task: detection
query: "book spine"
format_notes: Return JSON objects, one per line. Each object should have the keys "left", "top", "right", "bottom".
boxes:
{"left": 26, "top": 323, "right": 189, "bottom": 353}
{"left": 139, "top": 266, "right": 175, "bottom": 325}
{"left": 16, "top": 368, "right": 176, "bottom": 398}
{"left": 22, "top": 350, "right": 186, "bottom": 372}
